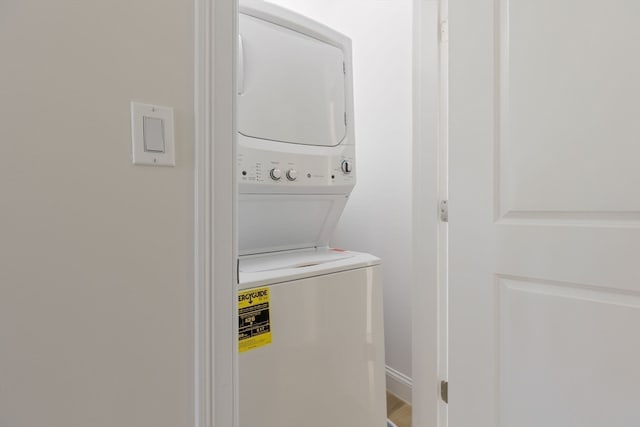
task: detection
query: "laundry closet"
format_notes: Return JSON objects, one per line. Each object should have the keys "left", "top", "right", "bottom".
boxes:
{"left": 236, "top": 0, "right": 422, "bottom": 426}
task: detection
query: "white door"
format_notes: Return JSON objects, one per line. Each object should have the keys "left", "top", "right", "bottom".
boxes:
{"left": 449, "top": 1, "right": 640, "bottom": 426}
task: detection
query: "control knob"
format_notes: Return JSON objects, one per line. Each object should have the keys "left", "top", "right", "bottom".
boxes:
{"left": 286, "top": 169, "right": 297, "bottom": 181}
{"left": 341, "top": 160, "right": 352, "bottom": 174}
{"left": 269, "top": 168, "right": 282, "bottom": 181}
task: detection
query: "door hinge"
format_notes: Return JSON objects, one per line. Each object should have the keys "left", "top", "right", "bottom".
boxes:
{"left": 439, "top": 19, "right": 449, "bottom": 43}
{"left": 440, "top": 380, "right": 448, "bottom": 404}
{"left": 439, "top": 200, "right": 448, "bottom": 222}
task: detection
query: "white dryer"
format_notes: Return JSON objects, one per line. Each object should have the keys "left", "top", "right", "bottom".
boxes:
{"left": 237, "top": 0, "right": 355, "bottom": 255}
{"left": 237, "top": 2, "right": 387, "bottom": 426}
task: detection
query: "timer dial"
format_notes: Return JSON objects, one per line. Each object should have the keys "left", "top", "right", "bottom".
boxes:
{"left": 341, "top": 160, "right": 352, "bottom": 174}
{"left": 269, "top": 168, "right": 282, "bottom": 181}
{"left": 286, "top": 169, "right": 298, "bottom": 181}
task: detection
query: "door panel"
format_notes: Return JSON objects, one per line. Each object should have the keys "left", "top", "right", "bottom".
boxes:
{"left": 238, "top": 13, "right": 346, "bottom": 147}
{"left": 497, "top": 0, "right": 640, "bottom": 216}
{"left": 499, "top": 277, "right": 640, "bottom": 427}
{"left": 449, "top": 0, "right": 640, "bottom": 426}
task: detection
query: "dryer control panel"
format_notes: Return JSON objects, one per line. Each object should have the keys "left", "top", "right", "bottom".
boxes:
{"left": 237, "top": 140, "right": 355, "bottom": 195}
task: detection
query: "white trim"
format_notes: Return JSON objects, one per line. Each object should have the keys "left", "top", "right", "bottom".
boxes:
{"left": 194, "top": 0, "right": 212, "bottom": 423}
{"left": 412, "top": 1, "right": 446, "bottom": 427}
{"left": 437, "top": 2, "right": 449, "bottom": 427}
{"left": 194, "top": 1, "right": 449, "bottom": 427}
{"left": 194, "top": 0, "right": 237, "bottom": 425}
{"left": 386, "top": 366, "right": 413, "bottom": 405}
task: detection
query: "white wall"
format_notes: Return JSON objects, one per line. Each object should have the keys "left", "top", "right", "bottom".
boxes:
{"left": 267, "top": 0, "right": 415, "bottom": 380}
{"left": 0, "top": 2, "right": 194, "bottom": 426}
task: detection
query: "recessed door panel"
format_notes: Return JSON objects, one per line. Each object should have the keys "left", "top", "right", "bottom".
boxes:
{"left": 497, "top": 0, "right": 640, "bottom": 218}
{"left": 499, "top": 278, "right": 640, "bottom": 427}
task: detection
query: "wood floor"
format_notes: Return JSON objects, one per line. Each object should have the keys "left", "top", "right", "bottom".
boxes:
{"left": 387, "top": 392, "right": 411, "bottom": 427}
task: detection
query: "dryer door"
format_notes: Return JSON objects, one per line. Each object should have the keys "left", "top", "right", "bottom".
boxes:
{"left": 238, "top": 13, "right": 347, "bottom": 147}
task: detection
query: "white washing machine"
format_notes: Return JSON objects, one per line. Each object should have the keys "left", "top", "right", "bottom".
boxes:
{"left": 237, "top": 2, "right": 387, "bottom": 426}
{"left": 238, "top": 249, "right": 386, "bottom": 427}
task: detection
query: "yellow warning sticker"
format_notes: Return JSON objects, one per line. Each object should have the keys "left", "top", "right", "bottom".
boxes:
{"left": 238, "top": 287, "right": 272, "bottom": 353}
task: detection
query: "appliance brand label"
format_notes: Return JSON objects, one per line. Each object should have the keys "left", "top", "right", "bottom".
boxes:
{"left": 238, "top": 287, "right": 272, "bottom": 353}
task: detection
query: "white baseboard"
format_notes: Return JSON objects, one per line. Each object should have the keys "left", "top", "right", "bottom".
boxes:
{"left": 385, "top": 365, "right": 412, "bottom": 405}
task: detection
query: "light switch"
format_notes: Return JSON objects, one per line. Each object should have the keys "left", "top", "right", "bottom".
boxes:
{"left": 143, "top": 116, "right": 165, "bottom": 153}
{"left": 131, "top": 102, "right": 175, "bottom": 166}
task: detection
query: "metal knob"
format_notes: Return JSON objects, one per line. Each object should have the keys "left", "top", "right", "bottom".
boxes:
{"left": 341, "top": 160, "right": 352, "bottom": 174}
{"left": 286, "top": 169, "right": 297, "bottom": 181}
{"left": 269, "top": 168, "right": 282, "bottom": 181}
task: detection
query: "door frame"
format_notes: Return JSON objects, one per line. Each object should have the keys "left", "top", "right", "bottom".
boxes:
{"left": 412, "top": 0, "right": 448, "bottom": 426}
{"left": 194, "top": 0, "right": 448, "bottom": 426}
{"left": 194, "top": 0, "right": 238, "bottom": 425}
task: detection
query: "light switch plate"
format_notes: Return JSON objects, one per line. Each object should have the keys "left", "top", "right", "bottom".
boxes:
{"left": 131, "top": 102, "right": 175, "bottom": 166}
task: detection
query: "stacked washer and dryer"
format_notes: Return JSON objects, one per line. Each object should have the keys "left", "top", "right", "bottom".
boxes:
{"left": 237, "top": 2, "right": 387, "bottom": 426}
